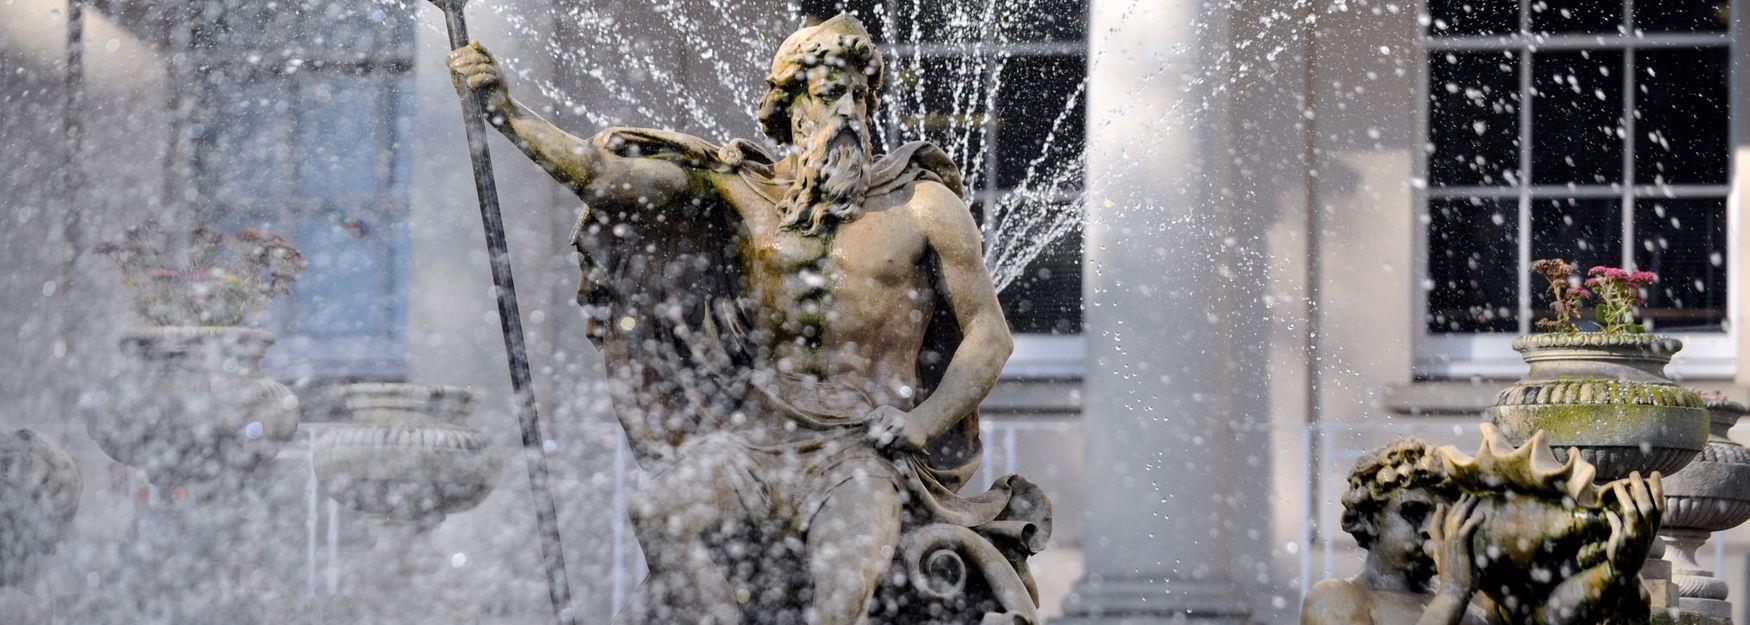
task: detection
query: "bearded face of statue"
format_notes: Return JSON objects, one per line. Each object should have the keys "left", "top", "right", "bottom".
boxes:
{"left": 778, "top": 63, "right": 875, "bottom": 236}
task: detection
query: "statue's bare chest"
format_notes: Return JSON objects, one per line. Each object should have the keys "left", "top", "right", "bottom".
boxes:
{"left": 748, "top": 204, "right": 928, "bottom": 289}
{"left": 715, "top": 181, "right": 931, "bottom": 290}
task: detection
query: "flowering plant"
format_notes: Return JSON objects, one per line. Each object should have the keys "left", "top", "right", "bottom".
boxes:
{"left": 1531, "top": 258, "right": 1656, "bottom": 334}
{"left": 96, "top": 222, "right": 308, "bottom": 327}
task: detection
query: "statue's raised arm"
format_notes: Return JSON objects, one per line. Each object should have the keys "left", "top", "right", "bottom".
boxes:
{"left": 447, "top": 42, "right": 695, "bottom": 211}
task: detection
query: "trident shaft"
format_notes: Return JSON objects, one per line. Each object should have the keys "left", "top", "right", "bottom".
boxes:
{"left": 425, "top": 1, "right": 575, "bottom": 623}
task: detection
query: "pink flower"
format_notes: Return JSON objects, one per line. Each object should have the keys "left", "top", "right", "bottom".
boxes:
{"left": 1630, "top": 270, "right": 1657, "bottom": 286}
{"left": 1572, "top": 287, "right": 1593, "bottom": 298}
{"left": 1589, "top": 266, "right": 1611, "bottom": 276}
{"left": 1585, "top": 277, "right": 1602, "bottom": 288}
{"left": 149, "top": 267, "right": 176, "bottom": 280}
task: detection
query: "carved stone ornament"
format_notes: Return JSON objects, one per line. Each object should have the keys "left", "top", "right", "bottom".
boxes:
{"left": 0, "top": 429, "right": 82, "bottom": 623}
{"left": 81, "top": 326, "right": 300, "bottom": 493}
{"left": 1303, "top": 424, "right": 1664, "bottom": 625}
{"left": 1489, "top": 333, "right": 1708, "bottom": 481}
{"left": 1657, "top": 398, "right": 1750, "bottom": 623}
{"left": 314, "top": 383, "right": 502, "bottom": 625}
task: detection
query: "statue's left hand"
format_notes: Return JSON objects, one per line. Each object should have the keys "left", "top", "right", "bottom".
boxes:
{"left": 1426, "top": 494, "right": 1485, "bottom": 599}
{"left": 1603, "top": 471, "right": 1663, "bottom": 574}
{"left": 865, "top": 405, "right": 929, "bottom": 454}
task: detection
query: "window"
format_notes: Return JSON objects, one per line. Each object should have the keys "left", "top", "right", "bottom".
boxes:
{"left": 1416, "top": 0, "right": 1735, "bottom": 377}
{"left": 182, "top": 0, "right": 415, "bottom": 380}
{"left": 800, "top": 1, "right": 1088, "bottom": 340}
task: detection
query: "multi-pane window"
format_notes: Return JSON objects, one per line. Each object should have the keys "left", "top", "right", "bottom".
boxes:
{"left": 1421, "top": 0, "right": 1732, "bottom": 349}
{"left": 184, "top": 0, "right": 415, "bottom": 379}
{"left": 801, "top": 0, "right": 1088, "bottom": 336}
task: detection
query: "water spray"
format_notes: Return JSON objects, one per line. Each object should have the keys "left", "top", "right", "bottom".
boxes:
{"left": 422, "top": 1, "right": 576, "bottom": 623}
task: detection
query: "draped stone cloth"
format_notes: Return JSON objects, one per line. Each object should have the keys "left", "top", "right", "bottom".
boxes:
{"left": 567, "top": 126, "right": 1050, "bottom": 600}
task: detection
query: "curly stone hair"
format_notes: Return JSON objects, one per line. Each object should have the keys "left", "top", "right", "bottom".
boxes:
{"left": 1339, "top": 438, "right": 1455, "bottom": 549}
{"left": 756, "top": 34, "right": 884, "bottom": 145}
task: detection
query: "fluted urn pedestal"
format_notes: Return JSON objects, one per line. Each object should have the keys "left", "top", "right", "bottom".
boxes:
{"left": 79, "top": 326, "right": 301, "bottom": 625}
{"left": 1658, "top": 398, "right": 1750, "bottom": 624}
{"left": 315, "top": 383, "right": 501, "bottom": 625}
{"left": 0, "top": 429, "right": 82, "bottom": 624}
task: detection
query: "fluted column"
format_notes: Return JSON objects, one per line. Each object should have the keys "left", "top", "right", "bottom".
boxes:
{"left": 1057, "top": 0, "right": 1251, "bottom": 623}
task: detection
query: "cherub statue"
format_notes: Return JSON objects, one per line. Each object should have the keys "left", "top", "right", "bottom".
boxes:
{"left": 1303, "top": 426, "right": 1663, "bottom": 625}
{"left": 448, "top": 13, "right": 1048, "bottom": 625}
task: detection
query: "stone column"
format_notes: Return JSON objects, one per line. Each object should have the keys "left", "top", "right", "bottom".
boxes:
{"left": 1058, "top": 0, "right": 1252, "bottom": 623}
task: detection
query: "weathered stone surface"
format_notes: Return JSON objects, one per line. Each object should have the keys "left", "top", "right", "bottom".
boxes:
{"left": 1489, "top": 333, "right": 1707, "bottom": 483}
{"left": 444, "top": 12, "right": 1049, "bottom": 625}
{"left": 0, "top": 429, "right": 81, "bottom": 624}
{"left": 316, "top": 383, "right": 502, "bottom": 625}
{"left": 82, "top": 326, "right": 299, "bottom": 492}
{"left": 1659, "top": 399, "right": 1750, "bottom": 621}
{"left": 1302, "top": 425, "right": 1662, "bottom": 625}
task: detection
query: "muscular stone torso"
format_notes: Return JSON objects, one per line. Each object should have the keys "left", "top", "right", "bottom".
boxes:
{"left": 710, "top": 171, "right": 941, "bottom": 427}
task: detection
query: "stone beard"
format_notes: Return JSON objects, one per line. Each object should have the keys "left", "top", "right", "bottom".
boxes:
{"left": 778, "top": 95, "right": 872, "bottom": 236}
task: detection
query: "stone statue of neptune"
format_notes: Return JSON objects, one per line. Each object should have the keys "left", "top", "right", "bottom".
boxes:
{"left": 449, "top": 13, "right": 1050, "bottom": 625}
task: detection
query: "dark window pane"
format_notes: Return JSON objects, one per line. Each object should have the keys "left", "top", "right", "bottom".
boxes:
{"left": 297, "top": 77, "right": 385, "bottom": 198}
{"left": 886, "top": 1, "right": 981, "bottom": 43}
{"left": 800, "top": 0, "right": 887, "bottom": 41}
{"left": 893, "top": 56, "right": 991, "bottom": 177}
{"left": 1532, "top": 197, "right": 1621, "bottom": 267}
{"left": 298, "top": 0, "right": 417, "bottom": 61}
{"left": 194, "top": 72, "right": 293, "bottom": 209}
{"left": 997, "top": 0, "right": 1087, "bottom": 42}
{"left": 1634, "top": 48, "right": 1729, "bottom": 185}
{"left": 1429, "top": 51, "right": 1521, "bottom": 187}
{"left": 1531, "top": 50, "right": 1624, "bottom": 185}
{"left": 196, "top": 0, "right": 415, "bottom": 61}
{"left": 995, "top": 54, "right": 1087, "bottom": 190}
{"left": 1001, "top": 223, "right": 1082, "bottom": 334}
{"left": 1531, "top": 0, "right": 1623, "bottom": 33}
{"left": 286, "top": 214, "right": 397, "bottom": 337}
{"left": 1428, "top": 197, "right": 1520, "bottom": 333}
{"left": 194, "top": 0, "right": 303, "bottom": 55}
{"left": 1428, "top": 0, "right": 1517, "bottom": 36}
{"left": 1635, "top": 0, "right": 1730, "bottom": 32}
{"left": 1635, "top": 198, "right": 1728, "bottom": 332}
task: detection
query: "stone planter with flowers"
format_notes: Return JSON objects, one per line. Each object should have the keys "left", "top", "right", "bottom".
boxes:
{"left": 1488, "top": 260, "right": 1709, "bottom": 482}
{"left": 82, "top": 222, "right": 308, "bottom": 495}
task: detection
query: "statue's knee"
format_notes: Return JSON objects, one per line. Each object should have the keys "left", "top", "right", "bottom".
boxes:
{"left": 631, "top": 468, "right": 731, "bottom": 539}
{"left": 629, "top": 481, "right": 682, "bottom": 536}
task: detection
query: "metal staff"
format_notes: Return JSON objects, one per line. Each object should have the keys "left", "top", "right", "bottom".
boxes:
{"left": 424, "top": 1, "right": 575, "bottom": 623}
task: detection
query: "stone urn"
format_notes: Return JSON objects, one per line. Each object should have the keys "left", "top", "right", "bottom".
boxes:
{"left": 314, "top": 383, "right": 501, "bottom": 625}
{"left": 82, "top": 326, "right": 299, "bottom": 493}
{"left": 1488, "top": 333, "right": 1708, "bottom": 482}
{"left": 1658, "top": 398, "right": 1750, "bottom": 622}
{"left": 0, "top": 429, "right": 82, "bottom": 623}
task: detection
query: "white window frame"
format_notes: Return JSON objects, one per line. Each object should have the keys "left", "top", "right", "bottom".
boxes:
{"left": 1412, "top": 1, "right": 1741, "bottom": 379}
